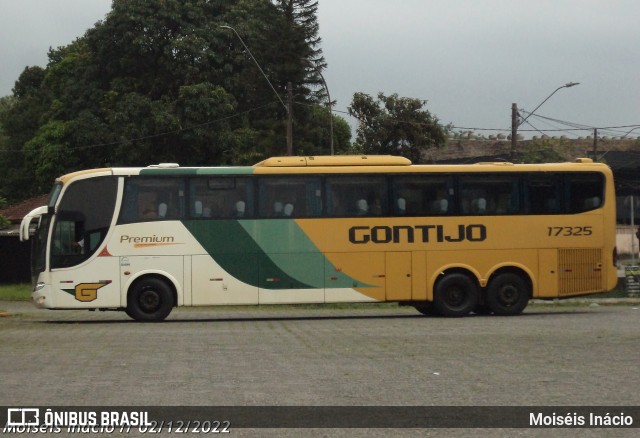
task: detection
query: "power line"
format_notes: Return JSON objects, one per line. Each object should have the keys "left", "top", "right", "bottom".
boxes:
{"left": 517, "top": 110, "right": 640, "bottom": 138}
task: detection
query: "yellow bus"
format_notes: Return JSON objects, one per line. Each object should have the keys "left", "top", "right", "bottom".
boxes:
{"left": 20, "top": 155, "right": 617, "bottom": 321}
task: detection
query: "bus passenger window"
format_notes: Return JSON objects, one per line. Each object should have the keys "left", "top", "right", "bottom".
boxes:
{"left": 187, "top": 177, "right": 254, "bottom": 219}
{"left": 525, "top": 176, "right": 562, "bottom": 214}
{"left": 460, "top": 175, "right": 519, "bottom": 216}
{"left": 326, "top": 176, "right": 387, "bottom": 217}
{"left": 390, "top": 175, "right": 451, "bottom": 216}
{"left": 258, "top": 176, "right": 321, "bottom": 218}
{"left": 567, "top": 173, "right": 603, "bottom": 213}
{"left": 119, "top": 178, "right": 186, "bottom": 223}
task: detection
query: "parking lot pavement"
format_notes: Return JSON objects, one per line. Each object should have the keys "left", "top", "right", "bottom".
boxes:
{"left": 1, "top": 301, "right": 639, "bottom": 437}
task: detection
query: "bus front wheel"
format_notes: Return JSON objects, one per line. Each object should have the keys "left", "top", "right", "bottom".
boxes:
{"left": 433, "top": 273, "right": 478, "bottom": 317}
{"left": 127, "top": 277, "right": 174, "bottom": 322}
{"left": 486, "top": 273, "right": 530, "bottom": 316}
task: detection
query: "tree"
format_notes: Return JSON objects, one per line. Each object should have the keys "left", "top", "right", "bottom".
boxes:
{"left": 266, "top": 0, "right": 343, "bottom": 155}
{"left": 271, "top": 0, "right": 325, "bottom": 93}
{"left": 0, "top": 98, "right": 11, "bottom": 217}
{"left": 0, "top": 70, "right": 53, "bottom": 201}
{"left": 348, "top": 92, "right": 446, "bottom": 163}
{"left": 0, "top": 0, "right": 350, "bottom": 201}
{"left": 293, "top": 104, "right": 351, "bottom": 156}
{"left": 519, "top": 138, "right": 570, "bottom": 163}
{"left": 0, "top": 196, "right": 8, "bottom": 229}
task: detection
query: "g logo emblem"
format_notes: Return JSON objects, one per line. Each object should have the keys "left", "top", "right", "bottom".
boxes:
{"left": 74, "top": 283, "right": 107, "bottom": 302}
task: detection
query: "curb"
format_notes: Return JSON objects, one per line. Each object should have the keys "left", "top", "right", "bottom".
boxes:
{"left": 530, "top": 298, "right": 640, "bottom": 305}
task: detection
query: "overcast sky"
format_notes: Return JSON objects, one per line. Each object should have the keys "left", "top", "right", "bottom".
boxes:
{"left": 1, "top": 0, "right": 639, "bottom": 139}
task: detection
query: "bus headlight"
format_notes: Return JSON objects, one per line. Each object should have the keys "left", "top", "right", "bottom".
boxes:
{"left": 34, "top": 282, "right": 46, "bottom": 292}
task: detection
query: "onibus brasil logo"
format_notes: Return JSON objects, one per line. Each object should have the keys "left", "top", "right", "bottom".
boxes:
{"left": 4, "top": 408, "right": 151, "bottom": 433}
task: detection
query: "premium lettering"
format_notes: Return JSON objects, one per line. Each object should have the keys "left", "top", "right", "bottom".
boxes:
{"left": 349, "top": 224, "right": 486, "bottom": 244}
{"left": 120, "top": 235, "right": 175, "bottom": 244}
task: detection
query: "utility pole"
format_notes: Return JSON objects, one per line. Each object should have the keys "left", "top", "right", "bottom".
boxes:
{"left": 511, "top": 82, "right": 579, "bottom": 161}
{"left": 510, "top": 103, "right": 518, "bottom": 161}
{"left": 287, "top": 82, "right": 293, "bottom": 156}
{"left": 593, "top": 128, "right": 598, "bottom": 161}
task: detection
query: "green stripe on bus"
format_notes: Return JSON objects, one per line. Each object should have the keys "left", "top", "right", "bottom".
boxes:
{"left": 238, "top": 220, "right": 352, "bottom": 288}
{"left": 141, "top": 167, "right": 254, "bottom": 176}
{"left": 182, "top": 219, "right": 357, "bottom": 289}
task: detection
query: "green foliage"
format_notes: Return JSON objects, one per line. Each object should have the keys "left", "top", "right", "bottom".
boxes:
{"left": 0, "top": 87, "right": 49, "bottom": 201}
{"left": 23, "top": 120, "right": 71, "bottom": 192}
{"left": 0, "top": 0, "right": 349, "bottom": 201}
{"left": 293, "top": 104, "right": 352, "bottom": 156}
{"left": 518, "top": 138, "right": 571, "bottom": 163}
{"left": 0, "top": 196, "right": 9, "bottom": 229}
{"left": 348, "top": 92, "right": 446, "bottom": 163}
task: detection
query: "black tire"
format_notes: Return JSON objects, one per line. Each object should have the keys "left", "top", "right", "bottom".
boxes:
{"left": 414, "top": 301, "right": 438, "bottom": 316}
{"left": 486, "top": 272, "right": 530, "bottom": 316}
{"left": 126, "top": 277, "right": 174, "bottom": 322}
{"left": 433, "top": 273, "right": 478, "bottom": 317}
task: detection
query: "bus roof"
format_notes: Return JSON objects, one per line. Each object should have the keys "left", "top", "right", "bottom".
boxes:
{"left": 254, "top": 155, "right": 412, "bottom": 167}
{"left": 56, "top": 156, "right": 612, "bottom": 181}
{"left": 56, "top": 168, "right": 113, "bottom": 184}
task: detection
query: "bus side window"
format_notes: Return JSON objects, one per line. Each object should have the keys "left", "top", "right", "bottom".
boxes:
{"left": 391, "top": 175, "right": 451, "bottom": 216}
{"left": 121, "top": 183, "right": 139, "bottom": 222}
{"left": 567, "top": 173, "right": 604, "bottom": 213}
{"left": 459, "top": 175, "right": 519, "bottom": 216}
{"left": 119, "top": 178, "right": 185, "bottom": 223}
{"left": 327, "top": 176, "right": 387, "bottom": 217}
{"left": 258, "top": 176, "right": 321, "bottom": 218}
{"left": 327, "top": 186, "right": 349, "bottom": 217}
{"left": 188, "top": 177, "right": 254, "bottom": 219}
{"left": 190, "top": 179, "right": 218, "bottom": 218}
{"left": 525, "top": 175, "right": 562, "bottom": 214}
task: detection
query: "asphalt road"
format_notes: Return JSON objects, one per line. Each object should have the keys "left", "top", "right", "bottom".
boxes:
{"left": 1, "top": 301, "right": 639, "bottom": 437}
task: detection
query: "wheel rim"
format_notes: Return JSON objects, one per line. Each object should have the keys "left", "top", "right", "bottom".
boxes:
{"left": 138, "top": 288, "right": 161, "bottom": 313}
{"left": 445, "top": 285, "right": 466, "bottom": 308}
{"left": 497, "top": 283, "right": 520, "bottom": 306}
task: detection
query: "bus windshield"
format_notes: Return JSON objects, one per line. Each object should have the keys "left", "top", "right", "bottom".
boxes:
{"left": 50, "top": 176, "right": 118, "bottom": 269}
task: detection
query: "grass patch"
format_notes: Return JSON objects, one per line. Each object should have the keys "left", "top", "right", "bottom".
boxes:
{"left": 0, "top": 283, "right": 31, "bottom": 301}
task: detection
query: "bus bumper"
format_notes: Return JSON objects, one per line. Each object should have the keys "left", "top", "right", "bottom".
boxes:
{"left": 31, "top": 282, "right": 53, "bottom": 309}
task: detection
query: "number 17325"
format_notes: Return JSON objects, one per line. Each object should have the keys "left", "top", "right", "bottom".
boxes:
{"left": 547, "top": 226, "right": 593, "bottom": 236}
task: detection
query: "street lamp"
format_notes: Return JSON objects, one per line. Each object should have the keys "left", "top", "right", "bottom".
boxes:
{"left": 302, "top": 59, "right": 334, "bottom": 155}
{"left": 220, "top": 25, "right": 293, "bottom": 155}
{"left": 510, "top": 82, "right": 580, "bottom": 159}
{"left": 220, "top": 25, "right": 287, "bottom": 112}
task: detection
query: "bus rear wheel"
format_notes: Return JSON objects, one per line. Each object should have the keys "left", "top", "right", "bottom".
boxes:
{"left": 433, "top": 273, "right": 478, "bottom": 317}
{"left": 486, "top": 272, "right": 530, "bottom": 316}
{"left": 127, "top": 277, "right": 174, "bottom": 322}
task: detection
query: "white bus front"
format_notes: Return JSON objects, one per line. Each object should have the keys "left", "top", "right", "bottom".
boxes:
{"left": 20, "top": 174, "right": 119, "bottom": 309}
